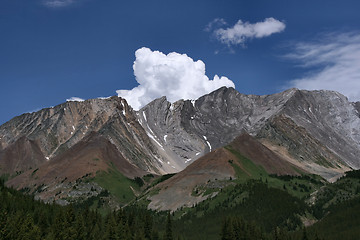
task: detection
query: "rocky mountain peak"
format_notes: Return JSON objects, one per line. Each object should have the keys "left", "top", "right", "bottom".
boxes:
{"left": 1, "top": 86, "right": 360, "bottom": 183}
{"left": 0, "top": 96, "right": 128, "bottom": 157}
{"left": 353, "top": 102, "right": 360, "bottom": 116}
{"left": 278, "top": 88, "right": 360, "bottom": 169}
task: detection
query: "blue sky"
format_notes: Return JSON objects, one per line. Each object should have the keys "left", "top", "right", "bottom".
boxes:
{"left": 1, "top": 0, "right": 360, "bottom": 124}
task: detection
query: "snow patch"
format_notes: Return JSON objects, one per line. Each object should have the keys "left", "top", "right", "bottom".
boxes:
{"left": 147, "top": 124, "right": 156, "bottom": 136}
{"left": 154, "top": 156, "right": 163, "bottom": 164}
{"left": 191, "top": 100, "right": 196, "bottom": 108}
{"left": 121, "top": 101, "right": 126, "bottom": 115}
{"left": 185, "top": 158, "right": 192, "bottom": 163}
{"left": 143, "top": 111, "right": 147, "bottom": 122}
{"left": 45, "top": 157, "right": 49, "bottom": 160}
{"left": 70, "top": 132, "right": 73, "bottom": 135}
{"left": 203, "top": 136, "right": 211, "bottom": 150}
{"left": 72, "top": 126, "right": 75, "bottom": 130}
{"left": 146, "top": 132, "right": 164, "bottom": 150}
{"left": 206, "top": 141, "right": 212, "bottom": 151}
{"left": 204, "top": 140, "right": 211, "bottom": 151}
{"left": 164, "top": 135, "right": 168, "bottom": 142}
{"left": 169, "top": 104, "right": 174, "bottom": 111}
{"left": 196, "top": 152, "right": 201, "bottom": 156}
{"left": 167, "top": 161, "right": 170, "bottom": 165}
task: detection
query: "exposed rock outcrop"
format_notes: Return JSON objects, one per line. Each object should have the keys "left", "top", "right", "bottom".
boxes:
{"left": 1, "top": 86, "right": 360, "bottom": 203}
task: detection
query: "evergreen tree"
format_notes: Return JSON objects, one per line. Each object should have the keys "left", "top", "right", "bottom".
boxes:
{"left": 103, "top": 213, "right": 119, "bottom": 240}
{"left": 18, "top": 214, "right": 41, "bottom": 240}
{"left": 220, "top": 217, "right": 235, "bottom": 240}
{"left": 152, "top": 230, "right": 160, "bottom": 240}
{"left": 164, "top": 212, "right": 173, "bottom": 240}
{"left": 144, "top": 212, "right": 153, "bottom": 239}
{"left": 61, "top": 206, "right": 77, "bottom": 240}
{"left": 74, "top": 213, "right": 87, "bottom": 240}
{"left": 89, "top": 222, "right": 102, "bottom": 240}
{"left": 0, "top": 210, "right": 9, "bottom": 239}
{"left": 302, "top": 227, "right": 309, "bottom": 240}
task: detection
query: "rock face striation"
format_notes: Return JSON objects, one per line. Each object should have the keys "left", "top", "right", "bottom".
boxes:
{"left": 136, "top": 87, "right": 359, "bottom": 180}
{"left": 0, "top": 97, "right": 163, "bottom": 175}
{"left": 136, "top": 87, "right": 298, "bottom": 173}
{"left": 1, "top": 87, "right": 360, "bottom": 200}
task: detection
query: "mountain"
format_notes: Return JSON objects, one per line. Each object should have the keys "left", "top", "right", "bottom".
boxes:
{"left": 0, "top": 96, "right": 173, "bottom": 175}
{"left": 6, "top": 132, "right": 145, "bottom": 204}
{"left": 138, "top": 87, "right": 356, "bottom": 180}
{"left": 0, "top": 136, "right": 46, "bottom": 174}
{"left": 258, "top": 90, "right": 360, "bottom": 174}
{"left": 1, "top": 87, "right": 360, "bottom": 206}
{"left": 147, "top": 133, "right": 302, "bottom": 211}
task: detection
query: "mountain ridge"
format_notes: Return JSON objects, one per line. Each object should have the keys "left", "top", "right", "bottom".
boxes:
{"left": 1, "top": 86, "right": 360, "bottom": 207}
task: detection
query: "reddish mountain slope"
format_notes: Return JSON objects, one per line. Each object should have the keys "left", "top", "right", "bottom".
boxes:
{"left": 229, "top": 133, "right": 300, "bottom": 176}
{"left": 148, "top": 147, "right": 237, "bottom": 211}
{"left": 0, "top": 136, "right": 46, "bottom": 174}
{"left": 6, "top": 132, "right": 145, "bottom": 201}
{"left": 148, "top": 133, "right": 303, "bottom": 211}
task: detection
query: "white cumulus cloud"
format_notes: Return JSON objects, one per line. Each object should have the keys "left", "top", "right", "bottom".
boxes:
{"left": 116, "top": 47, "right": 235, "bottom": 110}
{"left": 285, "top": 32, "right": 360, "bottom": 102}
{"left": 212, "top": 17, "right": 286, "bottom": 46}
{"left": 66, "top": 97, "right": 85, "bottom": 102}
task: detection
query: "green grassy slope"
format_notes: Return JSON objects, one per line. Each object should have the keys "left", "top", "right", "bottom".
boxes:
{"left": 92, "top": 168, "right": 139, "bottom": 204}
{"left": 225, "top": 146, "right": 324, "bottom": 199}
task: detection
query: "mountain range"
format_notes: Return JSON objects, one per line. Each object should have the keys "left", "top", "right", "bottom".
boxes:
{"left": 1, "top": 87, "right": 360, "bottom": 209}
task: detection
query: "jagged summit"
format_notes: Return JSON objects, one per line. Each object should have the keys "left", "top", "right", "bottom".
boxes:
{"left": 1, "top": 87, "right": 360, "bottom": 203}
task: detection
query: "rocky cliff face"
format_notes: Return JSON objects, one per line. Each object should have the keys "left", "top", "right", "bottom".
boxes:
{"left": 136, "top": 87, "right": 297, "bottom": 172}
{"left": 138, "top": 87, "right": 359, "bottom": 180}
{"left": 1, "top": 87, "right": 359, "bottom": 186}
{"left": 0, "top": 97, "right": 165, "bottom": 175}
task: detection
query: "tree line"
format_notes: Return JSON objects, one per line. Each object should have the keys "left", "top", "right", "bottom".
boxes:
{"left": 0, "top": 178, "right": 173, "bottom": 240}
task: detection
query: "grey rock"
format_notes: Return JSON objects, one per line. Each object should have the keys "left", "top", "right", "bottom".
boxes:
{"left": 279, "top": 90, "right": 360, "bottom": 169}
{"left": 1, "top": 87, "right": 360, "bottom": 181}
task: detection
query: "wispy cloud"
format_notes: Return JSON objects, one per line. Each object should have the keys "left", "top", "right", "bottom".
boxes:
{"left": 284, "top": 32, "right": 360, "bottom": 101}
{"left": 204, "top": 18, "right": 227, "bottom": 32}
{"left": 42, "top": 0, "right": 76, "bottom": 8}
{"left": 208, "top": 17, "right": 285, "bottom": 47}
